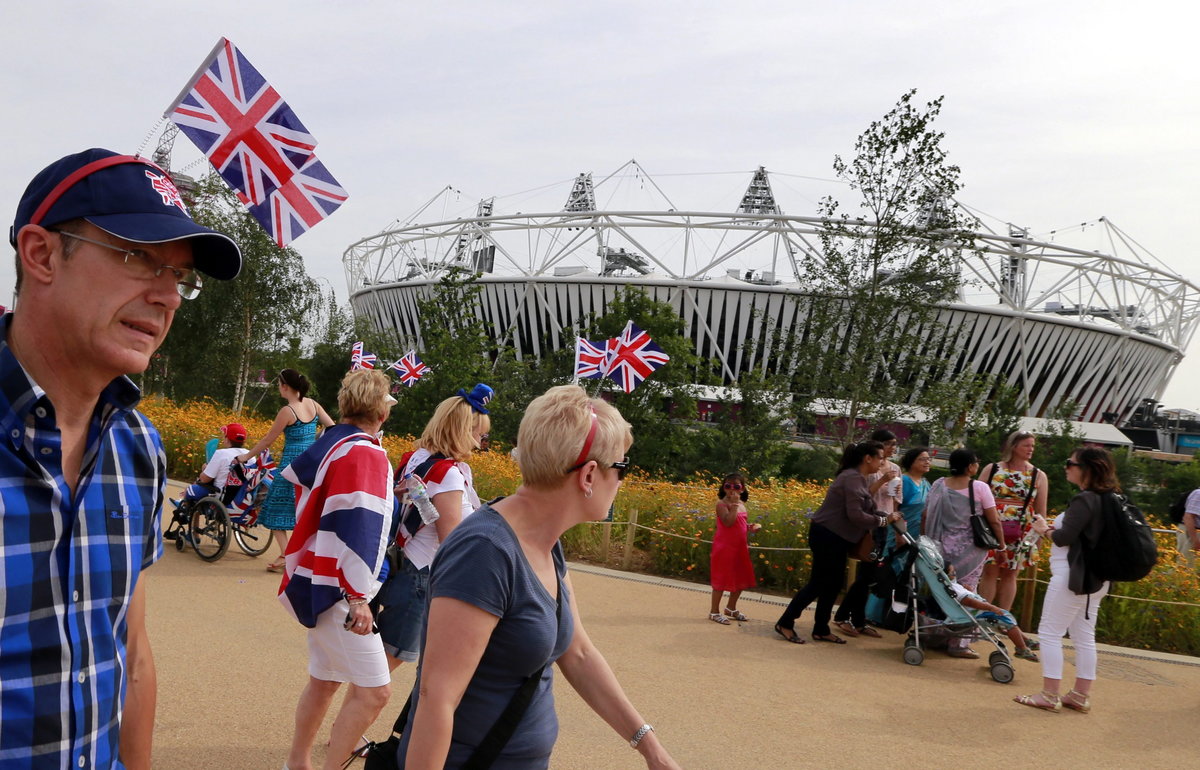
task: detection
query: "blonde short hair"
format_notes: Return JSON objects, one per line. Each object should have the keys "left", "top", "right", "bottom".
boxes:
{"left": 416, "top": 394, "right": 490, "bottom": 462}
{"left": 516, "top": 385, "right": 632, "bottom": 488}
{"left": 338, "top": 369, "right": 392, "bottom": 423}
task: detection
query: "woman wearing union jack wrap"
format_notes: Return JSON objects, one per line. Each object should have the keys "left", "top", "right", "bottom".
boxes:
{"left": 278, "top": 369, "right": 397, "bottom": 770}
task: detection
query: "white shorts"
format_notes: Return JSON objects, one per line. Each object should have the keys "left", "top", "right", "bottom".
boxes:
{"left": 307, "top": 600, "right": 391, "bottom": 688}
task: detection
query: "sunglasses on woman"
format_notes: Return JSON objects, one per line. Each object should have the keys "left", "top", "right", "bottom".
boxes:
{"left": 723, "top": 482, "right": 744, "bottom": 490}
{"left": 566, "top": 456, "right": 630, "bottom": 480}
{"left": 1065, "top": 460, "right": 1082, "bottom": 468}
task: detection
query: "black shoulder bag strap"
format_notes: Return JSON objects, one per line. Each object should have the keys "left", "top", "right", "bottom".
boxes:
{"left": 1018, "top": 467, "right": 1038, "bottom": 521}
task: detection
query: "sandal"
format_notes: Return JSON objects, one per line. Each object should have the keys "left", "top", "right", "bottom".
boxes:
{"left": 774, "top": 623, "right": 805, "bottom": 644}
{"left": 1014, "top": 647, "right": 1039, "bottom": 662}
{"left": 709, "top": 612, "right": 731, "bottom": 625}
{"left": 856, "top": 626, "right": 882, "bottom": 638}
{"left": 812, "top": 633, "right": 847, "bottom": 644}
{"left": 832, "top": 621, "right": 860, "bottom": 637}
{"left": 266, "top": 559, "right": 286, "bottom": 573}
{"left": 1062, "top": 690, "right": 1091, "bottom": 713}
{"left": 724, "top": 607, "right": 749, "bottom": 622}
{"left": 1014, "top": 690, "right": 1062, "bottom": 713}
{"left": 946, "top": 647, "right": 980, "bottom": 659}
{"left": 1024, "top": 636, "right": 1040, "bottom": 651}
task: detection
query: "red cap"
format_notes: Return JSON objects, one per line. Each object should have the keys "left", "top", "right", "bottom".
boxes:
{"left": 223, "top": 423, "right": 247, "bottom": 442}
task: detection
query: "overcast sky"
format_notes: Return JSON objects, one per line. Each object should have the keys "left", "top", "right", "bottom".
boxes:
{"left": 3, "top": 1, "right": 1197, "bottom": 410}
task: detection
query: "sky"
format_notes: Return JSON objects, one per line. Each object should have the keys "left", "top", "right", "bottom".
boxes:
{"left": 2, "top": 1, "right": 1197, "bottom": 409}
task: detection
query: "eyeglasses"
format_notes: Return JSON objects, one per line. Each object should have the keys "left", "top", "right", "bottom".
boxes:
{"left": 565, "top": 456, "right": 630, "bottom": 479}
{"left": 55, "top": 230, "right": 203, "bottom": 299}
{"left": 1065, "top": 460, "right": 1082, "bottom": 468}
{"left": 723, "top": 482, "right": 744, "bottom": 490}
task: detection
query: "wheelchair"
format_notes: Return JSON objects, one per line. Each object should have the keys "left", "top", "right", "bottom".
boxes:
{"left": 166, "top": 453, "right": 275, "bottom": 563}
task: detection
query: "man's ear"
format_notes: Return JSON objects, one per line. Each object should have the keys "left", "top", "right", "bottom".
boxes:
{"left": 15, "top": 225, "right": 60, "bottom": 288}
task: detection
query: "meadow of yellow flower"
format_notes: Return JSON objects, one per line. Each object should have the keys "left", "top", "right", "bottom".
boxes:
{"left": 145, "top": 397, "right": 1199, "bottom": 656}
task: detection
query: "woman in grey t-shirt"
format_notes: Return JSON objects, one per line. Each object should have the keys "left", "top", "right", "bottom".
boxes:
{"left": 399, "top": 385, "right": 680, "bottom": 769}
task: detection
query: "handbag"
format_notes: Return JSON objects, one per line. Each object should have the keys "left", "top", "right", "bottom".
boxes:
{"left": 850, "top": 529, "right": 875, "bottom": 562}
{"left": 967, "top": 480, "right": 1001, "bottom": 550}
{"left": 355, "top": 582, "right": 563, "bottom": 769}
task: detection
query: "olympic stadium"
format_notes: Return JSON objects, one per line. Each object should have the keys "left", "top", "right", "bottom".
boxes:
{"left": 343, "top": 163, "right": 1200, "bottom": 424}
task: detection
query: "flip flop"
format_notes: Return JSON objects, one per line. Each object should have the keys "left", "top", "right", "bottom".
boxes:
{"left": 833, "top": 621, "right": 860, "bottom": 637}
{"left": 812, "top": 633, "right": 847, "bottom": 644}
{"left": 266, "top": 560, "right": 285, "bottom": 573}
{"left": 774, "top": 623, "right": 806, "bottom": 644}
{"left": 856, "top": 626, "right": 882, "bottom": 638}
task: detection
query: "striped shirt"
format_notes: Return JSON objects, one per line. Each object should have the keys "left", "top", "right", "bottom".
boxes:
{"left": 0, "top": 316, "right": 165, "bottom": 769}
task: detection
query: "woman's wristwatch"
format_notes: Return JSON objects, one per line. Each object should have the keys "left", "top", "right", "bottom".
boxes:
{"left": 629, "top": 723, "right": 654, "bottom": 749}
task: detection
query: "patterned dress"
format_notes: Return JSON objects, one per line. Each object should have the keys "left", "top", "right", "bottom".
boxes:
{"left": 260, "top": 412, "right": 319, "bottom": 531}
{"left": 986, "top": 465, "right": 1040, "bottom": 570}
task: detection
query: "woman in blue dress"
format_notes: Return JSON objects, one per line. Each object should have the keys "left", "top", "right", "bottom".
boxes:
{"left": 239, "top": 368, "right": 333, "bottom": 571}
{"left": 866, "top": 446, "right": 932, "bottom": 625}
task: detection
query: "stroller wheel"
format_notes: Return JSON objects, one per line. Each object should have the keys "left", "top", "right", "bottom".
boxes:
{"left": 990, "top": 661, "right": 1015, "bottom": 684}
{"left": 175, "top": 535, "right": 186, "bottom": 552}
{"left": 902, "top": 646, "right": 924, "bottom": 666}
{"left": 989, "top": 650, "right": 1006, "bottom": 667}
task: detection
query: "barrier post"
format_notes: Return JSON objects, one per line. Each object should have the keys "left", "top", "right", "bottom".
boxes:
{"left": 600, "top": 521, "right": 612, "bottom": 565}
{"left": 1019, "top": 562, "right": 1039, "bottom": 629}
{"left": 622, "top": 509, "right": 639, "bottom": 570}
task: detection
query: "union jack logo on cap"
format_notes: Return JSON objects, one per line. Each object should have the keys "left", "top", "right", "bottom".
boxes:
{"left": 145, "top": 171, "right": 188, "bottom": 214}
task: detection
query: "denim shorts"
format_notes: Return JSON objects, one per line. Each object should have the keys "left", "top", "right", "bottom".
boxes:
{"left": 375, "top": 555, "right": 430, "bottom": 662}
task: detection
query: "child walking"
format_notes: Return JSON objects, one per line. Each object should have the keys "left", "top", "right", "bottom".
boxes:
{"left": 709, "top": 473, "right": 761, "bottom": 624}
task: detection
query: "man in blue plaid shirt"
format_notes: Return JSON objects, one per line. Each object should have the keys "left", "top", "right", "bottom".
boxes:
{"left": 2, "top": 149, "right": 241, "bottom": 769}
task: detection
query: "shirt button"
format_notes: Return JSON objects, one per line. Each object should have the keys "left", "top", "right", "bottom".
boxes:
{"left": 73, "top": 590, "right": 80, "bottom": 601}
{"left": 9, "top": 429, "right": 18, "bottom": 439}
{"left": 78, "top": 757, "right": 86, "bottom": 768}
{"left": 40, "top": 446, "right": 53, "bottom": 455}
{"left": 78, "top": 672, "right": 85, "bottom": 684}
{"left": 35, "top": 407, "right": 47, "bottom": 418}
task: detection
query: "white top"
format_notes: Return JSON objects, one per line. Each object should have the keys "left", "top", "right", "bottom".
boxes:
{"left": 1184, "top": 488, "right": 1200, "bottom": 525}
{"left": 401, "top": 447, "right": 480, "bottom": 570}
{"left": 1048, "top": 507, "right": 1070, "bottom": 576}
{"left": 202, "top": 447, "right": 244, "bottom": 491}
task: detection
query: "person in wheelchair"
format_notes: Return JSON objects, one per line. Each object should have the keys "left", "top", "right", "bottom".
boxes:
{"left": 168, "top": 423, "right": 249, "bottom": 530}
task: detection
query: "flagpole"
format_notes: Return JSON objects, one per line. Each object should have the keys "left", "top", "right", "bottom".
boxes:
{"left": 163, "top": 36, "right": 227, "bottom": 116}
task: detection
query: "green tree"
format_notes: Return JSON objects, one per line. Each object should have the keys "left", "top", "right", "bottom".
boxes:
{"left": 790, "top": 89, "right": 978, "bottom": 443}
{"left": 153, "top": 175, "right": 318, "bottom": 410}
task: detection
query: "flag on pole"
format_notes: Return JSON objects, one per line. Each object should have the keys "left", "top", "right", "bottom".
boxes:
{"left": 604, "top": 321, "right": 670, "bottom": 393}
{"left": 574, "top": 337, "right": 611, "bottom": 380}
{"left": 350, "top": 342, "right": 377, "bottom": 370}
{"left": 166, "top": 37, "right": 347, "bottom": 246}
{"left": 391, "top": 351, "right": 431, "bottom": 386}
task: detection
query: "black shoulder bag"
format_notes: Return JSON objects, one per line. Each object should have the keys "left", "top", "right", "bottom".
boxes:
{"left": 355, "top": 582, "right": 563, "bottom": 770}
{"left": 968, "top": 480, "right": 1001, "bottom": 550}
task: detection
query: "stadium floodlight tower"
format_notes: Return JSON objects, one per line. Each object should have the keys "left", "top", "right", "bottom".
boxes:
{"left": 343, "top": 162, "right": 1200, "bottom": 424}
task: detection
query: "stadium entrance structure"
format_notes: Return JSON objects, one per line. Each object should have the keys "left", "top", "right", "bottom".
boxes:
{"left": 344, "top": 162, "right": 1200, "bottom": 423}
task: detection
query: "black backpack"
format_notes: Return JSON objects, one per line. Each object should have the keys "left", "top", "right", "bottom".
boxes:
{"left": 1167, "top": 491, "right": 1189, "bottom": 525}
{"left": 1082, "top": 493, "right": 1158, "bottom": 583}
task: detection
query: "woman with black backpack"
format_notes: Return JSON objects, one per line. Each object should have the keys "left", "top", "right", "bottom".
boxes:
{"left": 1014, "top": 446, "right": 1116, "bottom": 714}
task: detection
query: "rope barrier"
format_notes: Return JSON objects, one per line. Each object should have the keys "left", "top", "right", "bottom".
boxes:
{"left": 1022, "top": 576, "right": 1200, "bottom": 608}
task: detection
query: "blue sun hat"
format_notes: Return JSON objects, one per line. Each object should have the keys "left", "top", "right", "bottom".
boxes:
{"left": 457, "top": 383, "right": 494, "bottom": 414}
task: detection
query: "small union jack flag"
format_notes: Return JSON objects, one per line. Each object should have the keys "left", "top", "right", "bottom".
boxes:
{"left": 350, "top": 342, "right": 377, "bottom": 370}
{"left": 246, "top": 154, "right": 348, "bottom": 247}
{"left": 605, "top": 321, "right": 670, "bottom": 393}
{"left": 391, "top": 351, "right": 431, "bottom": 386}
{"left": 574, "top": 337, "right": 611, "bottom": 380}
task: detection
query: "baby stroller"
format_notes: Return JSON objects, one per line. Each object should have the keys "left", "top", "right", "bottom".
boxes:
{"left": 166, "top": 452, "right": 276, "bottom": 562}
{"left": 873, "top": 529, "right": 1016, "bottom": 684}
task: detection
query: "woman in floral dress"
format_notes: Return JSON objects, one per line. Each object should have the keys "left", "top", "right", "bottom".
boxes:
{"left": 977, "top": 431, "right": 1048, "bottom": 610}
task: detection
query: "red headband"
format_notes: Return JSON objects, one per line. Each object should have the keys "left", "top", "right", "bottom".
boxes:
{"left": 571, "top": 407, "right": 598, "bottom": 468}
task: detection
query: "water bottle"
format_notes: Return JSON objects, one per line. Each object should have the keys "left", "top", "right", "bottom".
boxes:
{"left": 406, "top": 474, "right": 440, "bottom": 526}
{"left": 887, "top": 476, "right": 902, "bottom": 499}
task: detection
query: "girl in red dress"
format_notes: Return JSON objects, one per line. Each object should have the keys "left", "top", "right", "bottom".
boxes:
{"left": 709, "top": 473, "right": 762, "bottom": 624}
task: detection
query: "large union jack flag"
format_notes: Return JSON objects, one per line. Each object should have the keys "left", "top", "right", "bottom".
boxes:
{"left": 167, "top": 38, "right": 347, "bottom": 246}
{"left": 574, "top": 337, "right": 611, "bottom": 380}
{"left": 246, "top": 155, "right": 348, "bottom": 247}
{"left": 350, "top": 342, "right": 377, "bottom": 370}
{"left": 167, "top": 38, "right": 316, "bottom": 205}
{"left": 605, "top": 321, "right": 670, "bottom": 393}
{"left": 391, "top": 351, "right": 431, "bottom": 386}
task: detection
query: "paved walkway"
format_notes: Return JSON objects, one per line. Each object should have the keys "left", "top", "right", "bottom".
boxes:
{"left": 149, "top": 486, "right": 1199, "bottom": 768}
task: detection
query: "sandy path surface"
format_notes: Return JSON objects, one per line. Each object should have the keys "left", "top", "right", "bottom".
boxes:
{"left": 149, "top": 485, "right": 1199, "bottom": 768}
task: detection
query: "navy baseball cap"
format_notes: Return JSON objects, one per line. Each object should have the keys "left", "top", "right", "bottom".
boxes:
{"left": 9, "top": 148, "right": 242, "bottom": 280}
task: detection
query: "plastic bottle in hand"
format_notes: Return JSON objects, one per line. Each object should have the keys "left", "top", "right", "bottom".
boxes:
{"left": 406, "top": 474, "right": 440, "bottom": 526}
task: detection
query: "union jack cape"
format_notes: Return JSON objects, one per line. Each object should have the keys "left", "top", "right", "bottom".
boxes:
{"left": 166, "top": 37, "right": 347, "bottom": 246}
{"left": 278, "top": 425, "right": 393, "bottom": 628}
{"left": 605, "top": 321, "right": 670, "bottom": 393}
